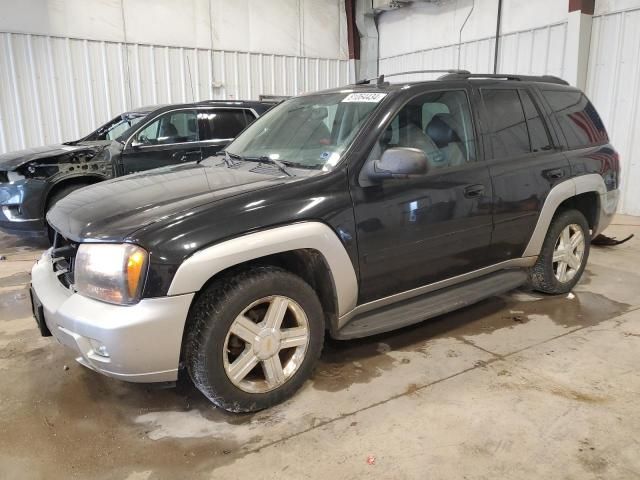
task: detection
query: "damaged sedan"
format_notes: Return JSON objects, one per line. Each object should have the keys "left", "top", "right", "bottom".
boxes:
{"left": 0, "top": 100, "right": 270, "bottom": 238}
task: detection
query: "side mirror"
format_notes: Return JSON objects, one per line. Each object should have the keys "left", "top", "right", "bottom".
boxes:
{"left": 366, "top": 147, "right": 428, "bottom": 180}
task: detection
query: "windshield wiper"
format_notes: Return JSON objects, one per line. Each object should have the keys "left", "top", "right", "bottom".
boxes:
{"left": 198, "top": 149, "right": 230, "bottom": 166}
{"left": 228, "top": 153, "right": 293, "bottom": 177}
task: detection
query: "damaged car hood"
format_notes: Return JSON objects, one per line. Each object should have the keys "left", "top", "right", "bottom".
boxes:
{"left": 47, "top": 161, "right": 290, "bottom": 242}
{"left": 0, "top": 141, "right": 111, "bottom": 170}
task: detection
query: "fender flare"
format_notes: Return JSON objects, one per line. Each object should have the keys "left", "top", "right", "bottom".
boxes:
{"left": 522, "top": 173, "right": 609, "bottom": 257}
{"left": 167, "top": 222, "right": 359, "bottom": 316}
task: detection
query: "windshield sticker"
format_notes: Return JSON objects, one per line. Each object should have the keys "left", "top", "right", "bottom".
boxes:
{"left": 319, "top": 151, "right": 331, "bottom": 160}
{"left": 341, "top": 93, "right": 387, "bottom": 103}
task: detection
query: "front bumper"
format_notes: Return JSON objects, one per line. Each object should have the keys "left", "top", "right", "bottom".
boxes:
{"left": 31, "top": 249, "right": 194, "bottom": 383}
{"left": 0, "top": 179, "right": 47, "bottom": 233}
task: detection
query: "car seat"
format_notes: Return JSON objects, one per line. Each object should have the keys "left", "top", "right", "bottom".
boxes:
{"left": 426, "top": 114, "right": 466, "bottom": 167}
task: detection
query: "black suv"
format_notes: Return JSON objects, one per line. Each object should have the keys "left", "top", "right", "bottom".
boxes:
{"left": 0, "top": 100, "right": 270, "bottom": 235}
{"left": 31, "top": 72, "right": 619, "bottom": 412}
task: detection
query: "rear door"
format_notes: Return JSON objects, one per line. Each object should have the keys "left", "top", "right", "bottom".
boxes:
{"left": 119, "top": 109, "right": 201, "bottom": 175}
{"left": 199, "top": 108, "right": 257, "bottom": 159}
{"left": 479, "top": 86, "right": 571, "bottom": 263}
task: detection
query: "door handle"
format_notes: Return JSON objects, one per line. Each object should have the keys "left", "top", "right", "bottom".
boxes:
{"left": 464, "top": 184, "right": 485, "bottom": 198}
{"left": 545, "top": 168, "right": 564, "bottom": 180}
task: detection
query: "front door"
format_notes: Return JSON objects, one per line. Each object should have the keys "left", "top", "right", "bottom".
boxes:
{"left": 350, "top": 88, "right": 494, "bottom": 303}
{"left": 119, "top": 109, "right": 202, "bottom": 175}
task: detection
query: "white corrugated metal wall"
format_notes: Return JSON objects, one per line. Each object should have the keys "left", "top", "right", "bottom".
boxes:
{"left": 0, "top": 32, "right": 349, "bottom": 154}
{"left": 379, "top": 22, "right": 568, "bottom": 82}
{"left": 376, "top": 0, "right": 640, "bottom": 215}
{"left": 586, "top": 5, "right": 640, "bottom": 216}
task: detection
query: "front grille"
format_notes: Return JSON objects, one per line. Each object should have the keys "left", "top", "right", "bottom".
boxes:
{"left": 51, "top": 231, "right": 78, "bottom": 289}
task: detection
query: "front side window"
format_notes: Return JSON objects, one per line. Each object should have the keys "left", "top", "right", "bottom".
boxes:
{"left": 226, "top": 92, "right": 384, "bottom": 170}
{"left": 482, "top": 89, "right": 530, "bottom": 159}
{"left": 541, "top": 89, "right": 608, "bottom": 149}
{"left": 201, "top": 109, "right": 253, "bottom": 141}
{"left": 134, "top": 110, "right": 198, "bottom": 146}
{"left": 370, "top": 90, "right": 477, "bottom": 169}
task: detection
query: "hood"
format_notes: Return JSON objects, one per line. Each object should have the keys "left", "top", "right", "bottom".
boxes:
{"left": 47, "top": 161, "right": 289, "bottom": 242}
{"left": 0, "top": 141, "right": 111, "bottom": 170}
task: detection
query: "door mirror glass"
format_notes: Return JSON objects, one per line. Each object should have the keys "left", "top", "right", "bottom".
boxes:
{"left": 367, "top": 147, "right": 428, "bottom": 180}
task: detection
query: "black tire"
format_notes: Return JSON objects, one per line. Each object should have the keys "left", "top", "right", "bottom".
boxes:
{"left": 46, "top": 183, "right": 89, "bottom": 244}
{"left": 530, "top": 209, "right": 590, "bottom": 294}
{"left": 185, "top": 266, "right": 325, "bottom": 412}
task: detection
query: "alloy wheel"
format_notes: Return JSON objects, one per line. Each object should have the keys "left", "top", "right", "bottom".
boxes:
{"left": 552, "top": 223, "right": 586, "bottom": 283}
{"left": 223, "top": 295, "right": 310, "bottom": 393}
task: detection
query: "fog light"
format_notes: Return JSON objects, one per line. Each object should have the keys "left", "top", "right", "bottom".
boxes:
{"left": 89, "top": 339, "right": 110, "bottom": 358}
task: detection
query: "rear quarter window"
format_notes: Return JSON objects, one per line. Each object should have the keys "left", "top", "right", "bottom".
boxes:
{"left": 541, "top": 89, "right": 608, "bottom": 149}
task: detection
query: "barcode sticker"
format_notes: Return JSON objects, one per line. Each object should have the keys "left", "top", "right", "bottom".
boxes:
{"left": 341, "top": 93, "right": 387, "bottom": 103}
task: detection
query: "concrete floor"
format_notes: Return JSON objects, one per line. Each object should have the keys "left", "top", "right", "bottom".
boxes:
{"left": 1, "top": 216, "right": 639, "bottom": 480}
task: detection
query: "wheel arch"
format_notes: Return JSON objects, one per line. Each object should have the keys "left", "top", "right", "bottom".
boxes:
{"left": 43, "top": 174, "right": 107, "bottom": 213}
{"left": 168, "top": 222, "right": 359, "bottom": 327}
{"left": 523, "top": 174, "right": 607, "bottom": 257}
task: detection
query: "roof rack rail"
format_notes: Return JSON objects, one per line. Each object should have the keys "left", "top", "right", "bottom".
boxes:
{"left": 356, "top": 69, "right": 471, "bottom": 87}
{"left": 438, "top": 72, "right": 569, "bottom": 85}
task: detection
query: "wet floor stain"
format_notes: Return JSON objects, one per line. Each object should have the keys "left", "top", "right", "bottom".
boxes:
{"left": 310, "top": 288, "right": 629, "bottom": 392}
{"left": 1, "top": 228, "right": 638, "bottom": 479}
{"left": 0, "top": 287, "right": 30, "bottom": 321}
{"left": 0, "top": 272, "right": 31, "bottom": 288}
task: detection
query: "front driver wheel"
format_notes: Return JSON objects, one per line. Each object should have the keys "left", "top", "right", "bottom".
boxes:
{"left": 185, "top": 266, "right": 324, "bottom": 412}
{"left": 530, "top": 209, "right": 590, "bottom": 294}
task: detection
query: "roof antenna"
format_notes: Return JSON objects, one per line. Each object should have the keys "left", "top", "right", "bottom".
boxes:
{"left": 376, "top": 74, "right": 387, "bottom": 87}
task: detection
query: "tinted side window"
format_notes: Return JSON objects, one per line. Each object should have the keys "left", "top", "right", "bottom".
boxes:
{"left": 520, "top": 91, "right": 552, "bottom": 152}
{"left": 203, "top": 109, "right": 253, "bottom": 140}
{"left": 370, "top": 90, "right": 477, "bottom": 170}
{"left": 541, "top": 89, "right": 608, "bottom": 148}
{"left": 482, "top": 89, "right": 530, "bottom": 159}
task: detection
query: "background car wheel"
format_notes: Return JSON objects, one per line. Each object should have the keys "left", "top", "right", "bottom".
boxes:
{"left": 530, "top": 209, "right": 590, "bottom": 294}
{"left": 45, "top": 183, "right": 89, "bottom": 244}
{"left": 185, "top": 266, "right": 325, "bottom": 412}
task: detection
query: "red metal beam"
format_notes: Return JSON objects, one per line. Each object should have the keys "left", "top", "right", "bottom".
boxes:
{"left": 345, "top": 0, "right": 360, "bottom": 60}
{"left": 569, "top": 0, "right": 595, "bottom": 15}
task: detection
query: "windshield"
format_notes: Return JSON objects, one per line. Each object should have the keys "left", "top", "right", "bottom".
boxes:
{"left": 83, "top": 114, "right": 147, "bottom": 141}
{"left": 226, "top": 91, "right": 386, "bottom": 170}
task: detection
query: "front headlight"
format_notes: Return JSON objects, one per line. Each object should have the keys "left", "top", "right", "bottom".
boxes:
{"left": 74, "top": 243, "right": 149, "bottom": 305}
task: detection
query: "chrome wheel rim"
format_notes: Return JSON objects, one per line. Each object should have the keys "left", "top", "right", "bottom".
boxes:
{"left": 223, "top": 295, "right": 310, "bottom": 394}
{"left": 553, "top": 224, "right": 585, "bottom": 283}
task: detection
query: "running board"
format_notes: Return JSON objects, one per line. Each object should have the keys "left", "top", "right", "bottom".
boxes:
{"left": 334, "top": 270, "right": 528, "bottom": 340}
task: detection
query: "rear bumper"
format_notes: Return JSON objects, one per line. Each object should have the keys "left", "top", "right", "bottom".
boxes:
{"left": 594, "top": 188, "right": 619, "bottom": 237}
{"left": 31, "top": 249, "right": 194, "bottom": 383}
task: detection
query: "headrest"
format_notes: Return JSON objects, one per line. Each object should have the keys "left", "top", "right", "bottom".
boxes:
{"left": 187, "top": 118, "right": 197, "bottom": 132}
{"left": 426, "top": 114, "right": 460, "bottom": 148}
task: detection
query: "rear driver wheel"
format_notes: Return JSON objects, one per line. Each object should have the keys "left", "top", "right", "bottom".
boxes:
{"left": 530, "top": 209, "right": 590, "bottom": 294}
